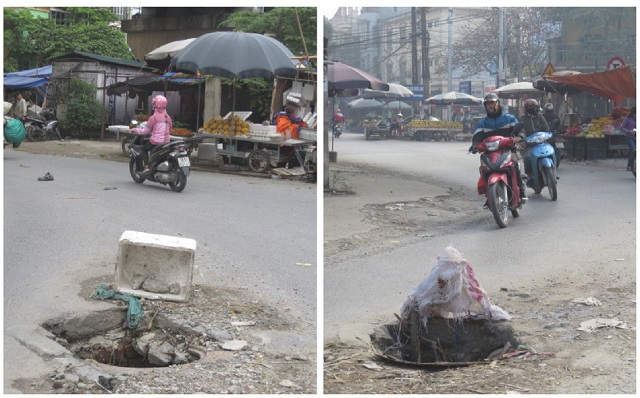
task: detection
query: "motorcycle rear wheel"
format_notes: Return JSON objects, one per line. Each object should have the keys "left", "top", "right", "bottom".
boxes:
{"left": 489, "top": 182, "right": 510, "bottom": 228}
{"left": 169, "top": 168, "right": 187, "bottom": 192}
{"left": 25, "top": 125, "right": 41, "bottom": 142}
{"left": 542, "top": 166, "right": 558, "bottom": 201}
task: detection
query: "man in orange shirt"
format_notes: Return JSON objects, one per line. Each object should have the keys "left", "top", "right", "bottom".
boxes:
{"left": 273, "top": 100, "right": 308, "bottom": 139}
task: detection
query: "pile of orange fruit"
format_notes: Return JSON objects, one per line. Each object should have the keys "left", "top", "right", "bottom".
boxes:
{"left": 201, "top": 115, "right": 250, "bottom": 136}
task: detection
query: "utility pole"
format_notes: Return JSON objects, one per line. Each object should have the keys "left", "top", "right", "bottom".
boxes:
{"left": 515, "top": 16, "right": 521, "bottom": 81}
{"left": 447, "top": 8, "right": 453, "bottom": 93}
{"left": 420, "top": 8, "right": 430, "bottom": 104}
{"left": 411, "top": 8, "right": 418, "bottom": 84}
{"left": 497, "top": 7, "right": 504, "bottom": 88}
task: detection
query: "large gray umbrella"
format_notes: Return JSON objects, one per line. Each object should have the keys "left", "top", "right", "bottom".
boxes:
{"left": 491, "top": 82, "right": 541, "bottom": 98}
{"left": 346, "top": 98, "right": 384, "bottom": 110}
{"left": 170, "top": 31, "right": 298, "bottom": 79}
{"left": 425, "top": 91, "right": 482, "bottom": 105}
{"left": 363, "top": 83, "right": 414, "bottom": 99}
{"left": 385, "top": 100, "right": 413, "bottom": 110}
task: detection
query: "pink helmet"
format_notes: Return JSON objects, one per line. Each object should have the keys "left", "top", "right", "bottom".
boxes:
{"left": 153, "top": 95, "right": 168, "bottom": 109}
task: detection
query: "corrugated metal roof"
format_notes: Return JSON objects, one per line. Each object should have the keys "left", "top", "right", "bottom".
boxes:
{"left": 47, "top": 51, "right": 154, "bottom": 71}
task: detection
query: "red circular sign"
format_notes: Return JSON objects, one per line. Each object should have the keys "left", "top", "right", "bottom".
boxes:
{"left": 607, "top": 57, "right": 625, "bottom": 70}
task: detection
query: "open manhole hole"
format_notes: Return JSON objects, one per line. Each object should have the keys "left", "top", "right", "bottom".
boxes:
{"left": 42, "top": 308, "right": 208, "bottom": 368}
{"left": 371, "top": 308, "right": 521, "bottom": 366}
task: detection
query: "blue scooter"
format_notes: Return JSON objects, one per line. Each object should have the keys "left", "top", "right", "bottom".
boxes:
{"left": 524, "top": 131, "right": 558, "bottom": 201}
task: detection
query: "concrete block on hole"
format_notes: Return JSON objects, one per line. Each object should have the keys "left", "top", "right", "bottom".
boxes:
{"left": 115, "top": 231, "right": 196, "bottom": 302}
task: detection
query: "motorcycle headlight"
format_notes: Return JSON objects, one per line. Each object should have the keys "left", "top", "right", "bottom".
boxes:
{"left": 485, "top": 139, "right": 500, "bottom": 152}
{"left": 527, "top": 134, "right": 545, "bottom": 144}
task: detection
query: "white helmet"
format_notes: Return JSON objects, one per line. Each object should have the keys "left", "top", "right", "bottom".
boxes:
{"left": 544, "top": 103, "right": 554, "bottom": 112}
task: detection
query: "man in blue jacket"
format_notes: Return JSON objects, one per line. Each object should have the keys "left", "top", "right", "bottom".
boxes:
{"left": 472, "top": 93, "right": 528, "bottom": 205}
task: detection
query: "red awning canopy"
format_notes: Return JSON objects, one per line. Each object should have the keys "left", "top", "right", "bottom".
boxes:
{"left": 545, "top": 66, "right": 636, "bottom": 104}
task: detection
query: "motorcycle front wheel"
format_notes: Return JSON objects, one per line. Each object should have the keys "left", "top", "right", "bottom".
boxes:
{"left": 169, "top": 167, "right": 187, "bottom": 192}
{"left": 542, "top": 166, "right": 558, "bottom": 201}
{"left": 129, "top": 158, "right": 146, "bottom": 184}
{"left": 489, "top": 181, "right": 510, "bottom": 228}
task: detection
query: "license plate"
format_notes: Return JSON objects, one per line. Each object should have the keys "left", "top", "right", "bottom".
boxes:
{"left": 178, "top": 157, "right": 191, "bottom": 167}
{"left": 556, "top": 142, "right": 565, "bottom": 149}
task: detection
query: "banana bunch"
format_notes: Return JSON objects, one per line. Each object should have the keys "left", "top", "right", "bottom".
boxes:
{"left": 585, "top": 116, "right": 611, "bottom": 138}
{"left": 407, "top": 120, "right": 463, "bottom": 129}
{"left": 200, "top": 115, "right": 250, "bottom": 136}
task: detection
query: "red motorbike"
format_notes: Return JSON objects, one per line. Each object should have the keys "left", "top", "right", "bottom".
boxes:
{"left": 472, "top": 134, "right": 525, "bottom": 228}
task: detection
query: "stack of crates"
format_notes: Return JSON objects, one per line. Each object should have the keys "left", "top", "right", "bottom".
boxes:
{"left": 586, "top": 138, "right": 607, "bottom": 160}
{"left": 573, "top": 137, "right": 587, "bottom": 160}
{"left": 563, "top": 136, "right": 575, "bottom": 159}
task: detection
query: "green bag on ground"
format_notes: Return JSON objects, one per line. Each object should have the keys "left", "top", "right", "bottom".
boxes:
{"left": 4, "top": 118, "right": 26, "bottom": 145}
{"left": 91, "top": 283, "right": 144, "bottom": 329}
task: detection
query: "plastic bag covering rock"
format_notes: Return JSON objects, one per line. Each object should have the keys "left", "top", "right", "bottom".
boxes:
{"left": 91, "top": 283, "right": 144, "bottom": 328}
{"left": 401, "top": 246, "right": 511, "bottom": 324}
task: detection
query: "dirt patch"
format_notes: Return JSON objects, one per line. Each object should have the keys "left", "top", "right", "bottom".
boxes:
{"left": 325, "top": 275, "right": 635, "bottom": 394}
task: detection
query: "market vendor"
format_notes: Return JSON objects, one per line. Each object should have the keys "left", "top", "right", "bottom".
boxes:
{"left": 272, "top": 99, "right": 308, "bottom": 139}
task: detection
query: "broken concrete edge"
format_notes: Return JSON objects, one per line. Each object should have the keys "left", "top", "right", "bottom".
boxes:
{"left": 8, "top": 324, "right": 113, "bottom": 388}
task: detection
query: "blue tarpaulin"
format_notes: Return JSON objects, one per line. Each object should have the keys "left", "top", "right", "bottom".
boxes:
{"left": 3, "top": 66, "right": 52, "bottom": 89}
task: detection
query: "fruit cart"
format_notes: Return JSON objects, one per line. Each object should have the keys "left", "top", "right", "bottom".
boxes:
{"left": 201, "top": 128, "right": 317, "bottom": 173}
{"left": 363, "top": 120, "right": 390, "bottom": 140}
{"left": 405, "top": 120, "right": 464, "bottom": 141}
{"left": 197, "top": 112, "right": 316, "bottom": 174}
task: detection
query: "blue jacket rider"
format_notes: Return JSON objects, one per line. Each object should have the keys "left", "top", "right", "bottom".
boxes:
{"left": 472, "top": 93, "right": 527, "bottom": 204}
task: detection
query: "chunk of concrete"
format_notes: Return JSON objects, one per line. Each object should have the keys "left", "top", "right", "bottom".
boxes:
{"left": 115, "top": 231, "right": 196, "bottom": 302}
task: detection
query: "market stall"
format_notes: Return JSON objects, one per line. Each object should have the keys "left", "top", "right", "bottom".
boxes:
{"left": 562, "top": 108, "right": 632, "bottom": 160}
{"left": 165, "top": 31, "right": 317, "bottom": 176}
{"left": 543, "top": 66, "right": 636, "bottom": 160}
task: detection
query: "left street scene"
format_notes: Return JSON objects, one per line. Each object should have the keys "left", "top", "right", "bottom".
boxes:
{"left": 3, "top": 6, "right": 318, "bottom": 394}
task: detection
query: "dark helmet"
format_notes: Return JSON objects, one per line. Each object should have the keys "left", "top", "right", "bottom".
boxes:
{"left": 544, "top": 103, "right": 554, "bottom": 112}
{"left": 525, "top": 99, "right": 540, "bottom": 115}
{"left": 483, "top": 93, "right": 501, "bottom": 118}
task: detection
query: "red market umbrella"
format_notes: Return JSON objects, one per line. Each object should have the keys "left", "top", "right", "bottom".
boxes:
{"left": 327, "top": 61, "right": 389, "bottom": 93}
{"left": 534, "top": 70, "right": 583, "bottom": 96}
{"left": 543, "top": 66, "right": 636, "bottom": 104}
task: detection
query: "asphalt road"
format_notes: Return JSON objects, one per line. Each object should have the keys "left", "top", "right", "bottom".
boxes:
{"left": 3, "top": 149, "right": 317, "bottom": 391}
{"left": 324, "top": 131, "right": 636, "bottom": 339}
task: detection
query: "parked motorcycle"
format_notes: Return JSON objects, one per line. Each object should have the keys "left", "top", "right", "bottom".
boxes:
{"left": 523, "top": 131, "right": 558, "bottom": 201}
{"left": 24, "top": 108, "right": 62, "bottom": 141}
{"left": 471, "top": 131, "right": 525, "bottom": 228}
{"left": 129, "top": 134, "right": 195, "bottom": 192}
{"left": 333, "top": 123, "right": 342, "bottom": 138}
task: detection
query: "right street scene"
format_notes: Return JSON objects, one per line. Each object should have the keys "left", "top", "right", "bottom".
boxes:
{"left": 323, "top": 6, "right": 636, "bottom": 394}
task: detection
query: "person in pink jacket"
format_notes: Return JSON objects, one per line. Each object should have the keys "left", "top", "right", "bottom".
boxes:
{"left": 131, "top": 95, "right": 172, "bottom": 175}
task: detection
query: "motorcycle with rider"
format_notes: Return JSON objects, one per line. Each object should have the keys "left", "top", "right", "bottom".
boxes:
{"left": 470, "top": 93, "right": 527, "bottom": 228}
